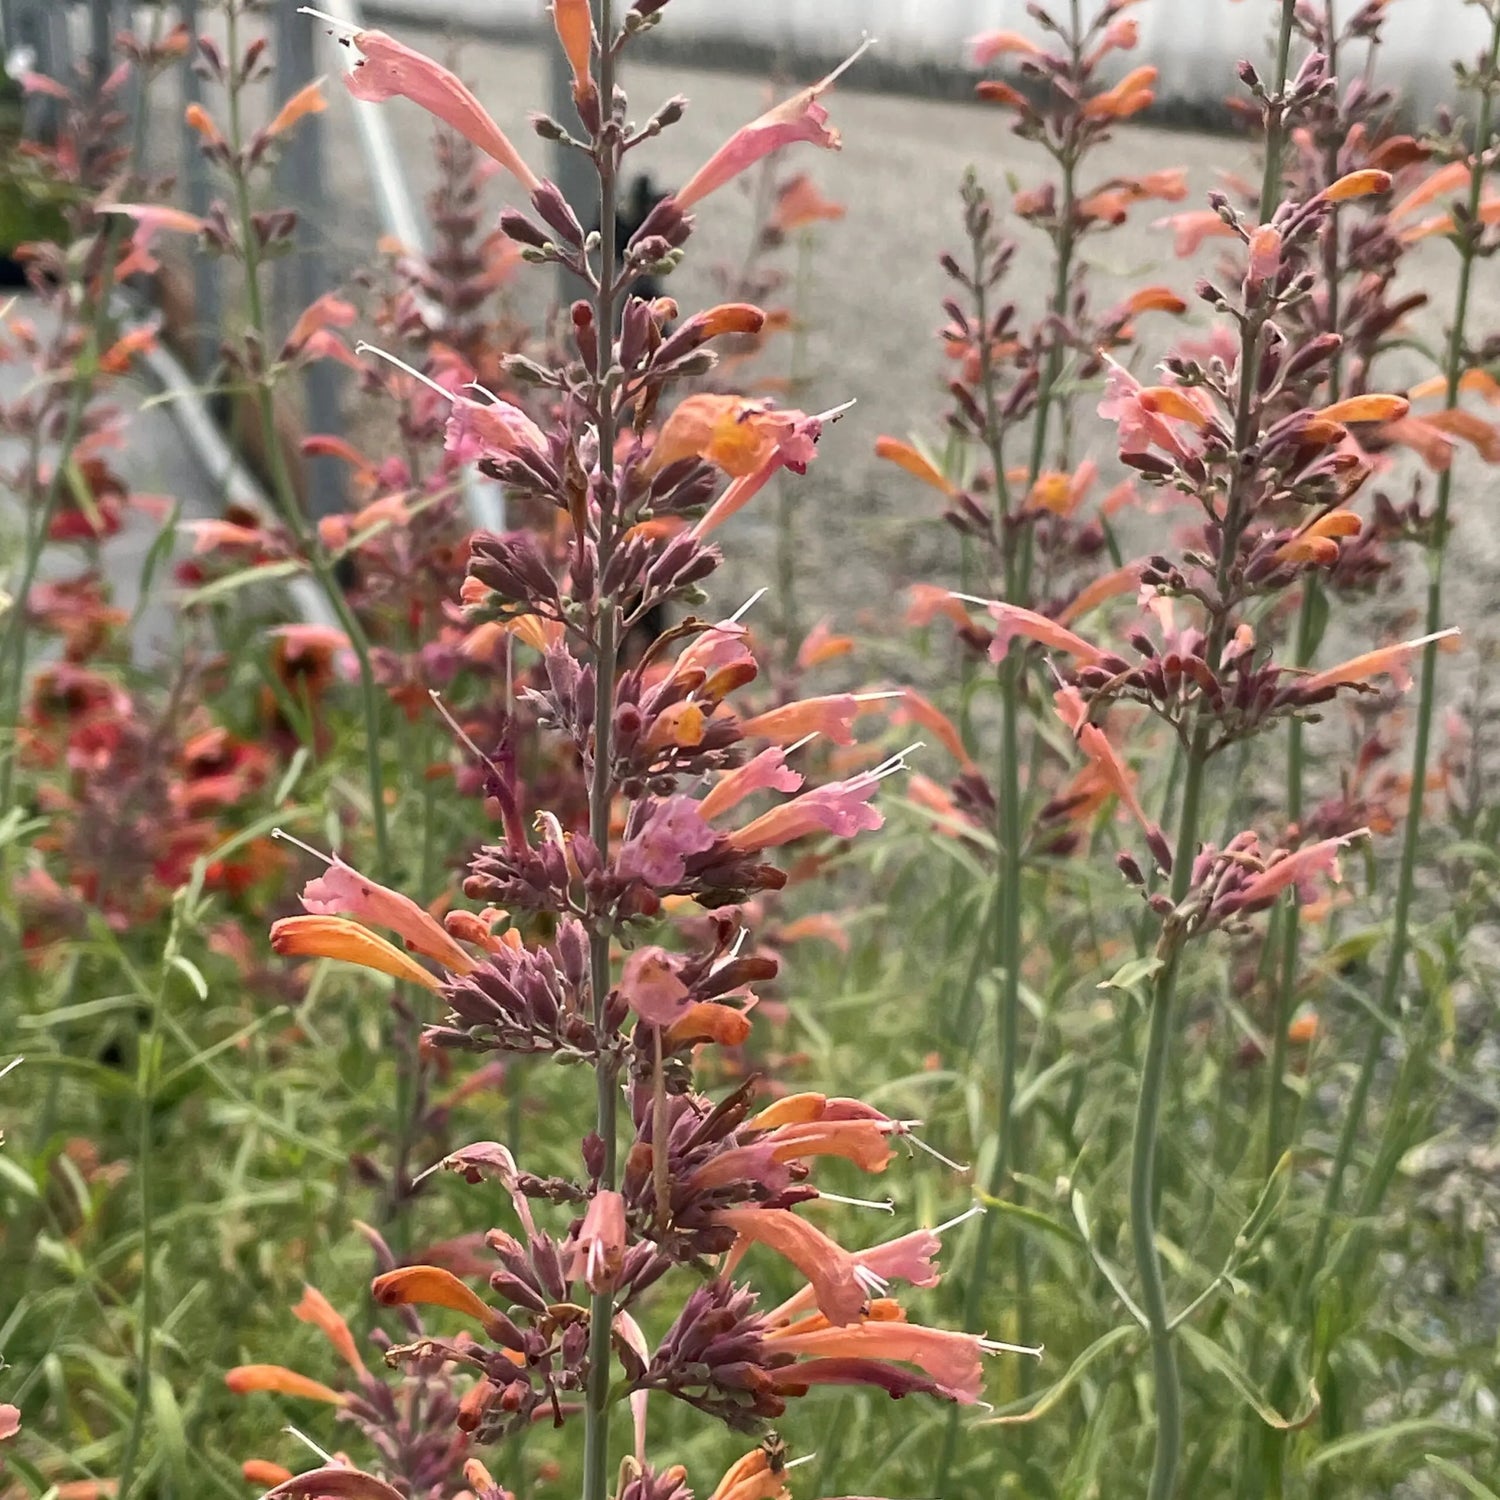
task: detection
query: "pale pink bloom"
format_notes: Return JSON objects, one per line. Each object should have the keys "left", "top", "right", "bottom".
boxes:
{"left": 1237, "top": 831, "right": 1366, "bottom": 908}
{"left": 1154, "top": 208, "right": 1236, "bottom": 257}
{"left": 968, "top": 30, "right": 1042, "bottom": 66}
{"left": 300, "top": 856, "right": 477, "bottom": 974}
{"left": 1301, "top": 628, "right": 1460, "bottom": 694}
{"left": 99, "top": 202, "right": 205, "bottom": 280}
{"left": 616, "top": 796, "right": 716, "bottom": 886}
{"left": 767, "top": 1227, "right": 943, "bottom": 1327}
{"left": 315, "top": 17, "right": 540, "bottom": 191}
{"left": 674, "top": 39, "right": 873, "bottom": 211}
{"left": 697, "top": 747, "right": 804, "bottom": 823}
{"left": 564, "top": 1190, "right": 627, "bottom": 1293}
{"left": 690, "top": 404, "right": 843, "bottom": 539}
{"left": 970, "top": 599, "right": 1104, "bottom": 664}
{"left": 725, "top": 774, "right": 884, "bottom": 851}
{"left": 1097, "top": 357, "right": 1213, "bottom": 460}
{"left": 618, "top": 946, "right": 691, "bottom": 1025}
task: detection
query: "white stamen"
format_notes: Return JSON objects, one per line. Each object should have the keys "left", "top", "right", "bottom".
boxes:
{"left": 462, "top": 380, "right": 503, "bottom": 406}
{"left": 783, "top": 731, "right": 820, "bottom": 757}
{"left": 783, "top": 1454, "right": 819, "bottom": 1472}
{"left": 950, "top": 591, "right": 999, "bottom": 608}
{"left": 854, "top": 1263, "right": 891, "bottom": 1297}
{"left": 535, "top": 810, "right": 567, "bottom": 850}
{"left": 869, "top": 742, "right": 924, "bottom": 780}
{"left": 821, "top": 1191, "right": 896, "bottom": 1215}
{"left": 852, "top": 690, "right": 907, "bottom": 704}
{"left": 271, "top": 826, "right": 335, "bottom": 866}
{"left": 981, "top": 1337, "right": 1045, "bottom": 1360}
{"left": 902, "top": 1130, "right": 971, "bottom": 1175}
{"left": 813, "top": 397, "right": 858, "bottom": 423}
{"left": 932, "top": 1202, "right": 986, "bottom": 1237}
{"left": 725, "top": 586, "right": 768, "bottom": 626}
{"left": 282, "top": 1425, "right": 339, "bottom": 1465}
{"left": 297, "top": 6, "right": 361, "bottom": 38}
{"left": 356, "top": 341, "right": 462, "bottom": 404}
{"left": 429, "top": 689, "right": 501, "bottom": 776}
{"left": 708, "top": 927, "right": 749, "bottom": 975}
{"left": 0, "top": 1056, "right": 24, "bottom": 1083}
{"left": 411, "top": 1156, "right": 449, "bottom": 1185}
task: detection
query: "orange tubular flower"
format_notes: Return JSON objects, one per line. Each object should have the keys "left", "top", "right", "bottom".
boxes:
{"left": 740, "top": 693, "right": 861, "bottom": 746}
{"left": 224, "top": 1364, "right": 348, "bottom": 1405}
{"left": 264, "top": 78, "right": 327, "bottom": 139}
{"left": 242, "top": 1461, "right": 296, "bottom": 1487}
{"left": 771, "top": 174, "right": 846, "bottom": 232}
{"left": 977, "top": 599, "right": 1105, "bottom": 664}
{"left": 1083, "top": 65, "right": 1157, "bottom": 119}
{"left": 1315, "top": 393, "right": 1409, "bottom": 424}
{"left": 1275, "top": 509, "right": 1362, "bottom": 565}
{"left": 299, "top": 856, "right": 477, "bottom": 974}
{"left": 292, "top": 1285, "right": 367, "bottom": 1377}
{"left": 371, "top": 1265, "right": 516, "bottom": 1344}
{"left": 1124, "top": 285, "right": 1188, "bottom": 316}
{"left": 710, "top": 1448, "right": 790, "bottom": 1500}
{"left": 270, "top": 914, "right": 443, "bottom": 992}
{"left": 1320, "top": 168, "right": 1392, "bottom": 201}
{"left": 1419, "top": 407, "right": 1500, "bottom": 461}
{"left": 1054, "top": 685, "right": 1164, "bottom": 854}
{"left": 550, "top": 0, "right": 595, "bottom": 101}
{"left": 1058, "top": 563, "right": 1143, "bottom": 626}
{"left": 674, "top": 38, "right": 872, "bottom": 210}
{"left": 1301, "top": 628, "right": 1461, "bottom": 694}
{"left": 874, "top": 435, "right": 957, "bottom": 496}
{"left": 716, "top": 1205, "right": 871, "bottom": 1324}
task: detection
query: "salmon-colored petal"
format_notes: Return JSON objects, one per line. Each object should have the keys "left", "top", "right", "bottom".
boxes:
{"left": 269, "top": 915, "right": 442, "bottom": 992}
{"left": 224, "top": 1365, "right": 347, "bottom": 1405}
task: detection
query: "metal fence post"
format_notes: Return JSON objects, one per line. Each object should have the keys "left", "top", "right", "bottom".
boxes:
{"left": 274, "top": 0, "right": 346, "bottom": 519}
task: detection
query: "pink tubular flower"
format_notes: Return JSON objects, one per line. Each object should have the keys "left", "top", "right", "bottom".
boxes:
{"left": 715, "top": 1206, "right": 871, "bottom": 1324}
{"left": 355, "top": 342, "right": 548, "bottom": 466}
{"left": 764, "top": 1305, "right": 1025, "bottom": 1402}
{"left": 618, "top": 946, "right": 691, "bottom": 1025}
{"left": 565, "top": 1190, "right": 627, "bottom": 1293}
{"left": 300, "top": 853, "right": 477, "bottom": 974}
{"left": 616, "top": 796, "right": 717, "bottom": 886}
{"left": 1236, "top": 831, "right": 1367, "bottom": 909}
{"left": 674, "top": 38, "right": 873, "bottom": 211}
{"left": 767, "top": 1227, "right": 943, "bottom": 1326}
{"left": 697, "top": 747, "right": 804, "bottom": 823}
{"left": 305, "top": 13, "right": 540, "bottom": 191}
{"left": 1054, "top": 685, "right": 1167, "bottom": 863}
{"left": 725, "top": 772, "right": 885, "bottom": 852}
{"left": 99, "top": 203, "right": 205, "bottom": 280}
{"left": 1301, "top": 628, "right": 1460, "bottom": 694}
{"left": 967, "top": 598, "right": 1105, "bottom": 664}
{"left": 1097, "top": 357, "right": 1214, "bottom": 460}
{"left": 1155, "top": 208, "right": 1237, "bottom": 257}
{"left": 968, "top": 30, "right": 1043, "bottom": 66}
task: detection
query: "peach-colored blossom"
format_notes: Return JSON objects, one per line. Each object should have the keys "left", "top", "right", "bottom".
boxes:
{"left": 99, "top": 202, "right": 206, "bottom": 281}
{"left": 618, "top": 946, "right": 690, "bottom": 1025}
{"left": 1301, "top": 628, "right": 1461, "bottom": 694}
{"left": 224, "top": 1364, "right": 347, "bottom": 1404}
{"left": 319, "top": 20, "right": 539, "bottom": 191}
{"left": 716, "top": 1206, "right": 868, "bottom": 1324}
{"left": 292, "top": 1286, "right": 367, "bottom": 1376}
{"left": 1155, "top": 209, "right": 1236, "bottom": 257}
{"left": 265, "top": 78, "right": 328, "bottom": 138}
{"left": 968, "top": 30, "right": 1042, "bottom": 65}
{"left": 976, "top": 599, "right": 1104, "bottom": 663}
{"left": 674, "top": 39, "right": 872, "bottom": 211}
{"left": 771, "top": 174, "right": 847, "bottom": 232}
{"left": 565, "top": 1190, "right": 626, "bottom": 1293}
{"left": 698, "top": 747, "right": 803, "bottom": 822}
{"left": 1083, "top": 65, "right": 1156, "bottom": 119}
{"left": 875, "top": 435, "right": 957, "bottom": 496}
{"left": 371, "top": 1265, "right": 515, "bottom": 1342}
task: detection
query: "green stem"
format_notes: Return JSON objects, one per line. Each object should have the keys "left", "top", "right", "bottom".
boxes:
{"left": 582, "top": 7, "right": 621, "bottom": 1497}
{"left": 223, "top": 1, "right": 391, "bottom": 876}
{"left": 1298, "top": 3, "right": 1500, "bottom": 1301}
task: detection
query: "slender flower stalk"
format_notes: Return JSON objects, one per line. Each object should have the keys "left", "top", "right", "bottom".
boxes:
{"left": 582, "top": 7, "right": 621, "bottom": 1499}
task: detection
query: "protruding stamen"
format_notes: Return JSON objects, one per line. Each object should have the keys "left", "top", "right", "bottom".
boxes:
{"left": 821, "top": 1191, "right": 896, "bottom": 1215}
{"left": 902, "top": 1129, "right": 971, "bottom": 1175}
{"left": 725, "top": 586, "right": 768, "bottom": 626}
{"left": 813, "top": 397, "right": 858, "bottom": 423}
{"left": 869, "top": 741, "right": 925, "bottom": 781}
{"left": 709, "top": 926, "right": 750, "bottom": 975}
{"left": 950, "top": 590, "right": 996, "bottom": 608}
{"left": 429, "top": 689, "right": 501, "bottom": 778}
{"left": 852, "top": 690, "right": 907, "bottom": 704}
{"left": 784, "top": 732, "right": 820, "bottom": 757}
{"left": 932, "top": 1202, "right": 986, "bottom": 1237}
{"left": 297, "top": 6, "right": 361, "bottom": 38}
{"left": 783, "top": 1453, "right": 819, "bottom": 1472}
{"left": 271, "top": 826, "right": 335, "bottom": 865}
{"left": 356, "top": 341, "right": 461, "bottom": 405}
{"left": 823, "top": 33, "right": 878, "bottom": 90}
{"left": 854, "top": 1263, "right": 891, "bottom": 1297}
{"left": 282, "top": 1425, "right": 339, "bottom": 1465}
{"left": 982, "top": 1336, "right": 1045, "bottom": 1360}
{"left": 0, "top": 1056, "right": 24, "bottom": 1083}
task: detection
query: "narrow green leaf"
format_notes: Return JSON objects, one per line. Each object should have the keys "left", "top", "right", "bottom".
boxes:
{"left": 981, "top": 1325, "right": 1135, "bottom": 1425}
{"left": 1179, "top": 1327, "right": 1319, "bottom": 1430}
